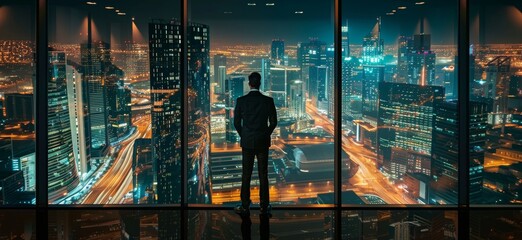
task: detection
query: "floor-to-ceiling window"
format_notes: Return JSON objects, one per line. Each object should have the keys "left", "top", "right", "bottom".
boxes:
{"left": 0, "top": 0, "right": 520, "bottom": 239}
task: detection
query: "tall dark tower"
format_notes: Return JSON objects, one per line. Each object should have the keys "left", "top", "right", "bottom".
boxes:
{"left": 430, "top": 100, "right": 488, "bottom": 204}
{"left": 149, "top": 19, "right": 211, "bottom": 205}
{"left": 271, "top": 39, "right": 285, "bottom": 64}
{"left": 297, "top": 38, "right": 327, "bottom": 95}
{"left": 397, "top": 36, "right": 412, "bottom": 83}
{"left": 213, "top": 54, "right": 227, "bottom": 94}
{"left": 186, "top": 22, "right": 211, "bottom": 204}
{"left": 149, "top": 20, "right": 183, "bottom": 204}
{"left": 80, "top": 14, "right": 110, "bottom": 157}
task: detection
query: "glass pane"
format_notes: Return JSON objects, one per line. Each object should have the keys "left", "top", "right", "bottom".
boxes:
{"left": 188, "top": 210, "right": 334, "bottom": 239}
{"left": 0, "top": 0, "right": 36, "bottom": 205}
{"left": 49, "top": 210, "right": 180, "bottom": 239}
{"left": 470, "top": 0, "right": 522, "bottom": 204}
{"left": 470, "top": 210, "right": 522, "bottom": 239}
{"left": 342, "top": 210, "right": 458, "bottom": 239}
{"left": 342, "top": 0, "right": 458, "bottom": 204}
{"left": 0, "top": 210, "right": 36, "bottom": 238}
{"left": 47, "top": 0, "right": 180, "bottom": 204}
{"left": 188, "top": 0, "right": 335, "bottom": 204}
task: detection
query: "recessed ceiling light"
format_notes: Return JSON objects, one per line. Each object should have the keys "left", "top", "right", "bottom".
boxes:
{"left": 115, "top": 9, "right": 120, "bottom": 12}
{"left": 105, "top": 6, "right": 114, "bottom": 10}
{"left": 224, "top": 11, "right": 233, "bottom": 14}
{"left": 398, "top": 6, "right": 407, "bottom": 10}
{"left": 117, "top": 12, "right": 126, "bottom": 16}
{"left": 295, "top": 11, "right": 304, "bottom": 14}
{"left": 266, "top": 3, "right": 275, "bottom": 6}
{"left": 415, "top": 2, "right": 426, "bottom": 5}
{"left": 386, "top": 12, "right": 394, "bottom": 15}
{"left": 392, "top": 10, "right": 397, "bottom": 13}
{"left": 86, "top": 1, "right": 96, "bottom": 5}
{"left": 247, "top": 3, "right": 256, "bottom": 6}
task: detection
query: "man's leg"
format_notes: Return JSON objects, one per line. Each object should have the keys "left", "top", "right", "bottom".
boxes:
{"left": 256, "top": 148, "right": 270, "bottom": 209}
{"left": 241, "top": 148, "right": 255, "bottom": 208}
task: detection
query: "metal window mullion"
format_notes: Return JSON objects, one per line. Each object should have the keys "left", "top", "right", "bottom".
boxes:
{"left": 36, "top": 0, "right": 49, "bottom": 238}
{"left": 180, "top": 0, "right": 189, "bottom": 238}
{"left": 458, "top": 0, "right": 470, "bottom": 239}
{"left": 334, "top": 0, "right": 342, "bottom": 239}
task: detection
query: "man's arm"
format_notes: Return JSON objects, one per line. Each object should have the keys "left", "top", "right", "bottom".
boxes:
{"left": 267, "top": 98, "right": 277, "bottom": 135}
{"left": 233, "top": 98, "right": 242, "bottom": 137}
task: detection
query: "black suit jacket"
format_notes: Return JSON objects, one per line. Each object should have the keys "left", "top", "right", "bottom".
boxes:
{"left": 234, "top": 90, "right": 277, "bottom": 149}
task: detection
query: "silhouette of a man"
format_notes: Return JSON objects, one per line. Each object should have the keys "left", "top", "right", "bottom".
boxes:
{"left": 234, "top": 72, "right": 277, "bottom": 216}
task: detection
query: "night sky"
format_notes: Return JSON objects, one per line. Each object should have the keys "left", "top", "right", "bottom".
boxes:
{"left": 0, "top": 0, "right": 521, "bottom": 46}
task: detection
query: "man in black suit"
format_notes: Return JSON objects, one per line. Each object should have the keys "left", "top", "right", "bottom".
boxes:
{"left": 233, "top": 72, "right": 277, "bottom": 216}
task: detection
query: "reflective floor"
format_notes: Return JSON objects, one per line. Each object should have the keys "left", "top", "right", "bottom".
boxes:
{"left": 1, "top": 209, "right": 520, "bottom": 239}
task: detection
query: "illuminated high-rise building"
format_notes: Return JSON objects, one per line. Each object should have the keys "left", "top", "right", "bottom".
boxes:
{"left": 430, "top": 100, "right": 488, "bottom": 204}
{"left": 485, "top": 56, "right": 511, "bottom": 135}
{"left": 213, "top": 54, "right": 227, "bottom": 94}
{"left": 361, "top": 17, "right": 385, "bottom": 150}
{"left": 297, "top": 39, "right": 327, "bottom": 94}
{"left": 271, "top": 39, "right": 285, "bottom": 64}
{"left": 342, "top": 23, "right": 350, "bottom": 57}
{"left": 106, "top": 79, "right": 132, "bottom": 143}
{"left": 66, "top": 64, "right": 91, "bottom": 177}
{"left": 269, "top": 65, "right": 300, "bottom": 109}
{"left": 149, "top": 20, "right": 211, "bottom": 205}
{"left": 377, "top": 82, "right": 444, "bottom": 179}
{"left": 289, "top": 79, "right": 305, "bottom": 119}
{"left": 396, "top": 36, "right": 413, "bottom": 83}
{"left": 48, "top": 51, "right": 79, "bottom": 201}
{"left": 149, "top": 19, "right": 183, "bottom": 204}
{"left": 469, "top": 101, "right": 488, "bottom": 203}
{"left": 186, "top": 22, "right": 211, "bottom": 204}
{"left": 407, "top": 33, "right": 436, "bottom": 86}
{"left": 80, "top": 40, "right": 111, "bottom": 157}
{"left": 309, "top": 65, "right": 328, "bottom": 111}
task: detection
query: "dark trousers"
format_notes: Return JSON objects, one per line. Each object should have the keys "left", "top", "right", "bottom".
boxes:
{"left": 241, "top": 147, "right": 269, "bottom": 208}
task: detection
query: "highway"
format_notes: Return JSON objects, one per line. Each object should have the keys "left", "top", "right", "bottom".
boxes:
{"left": 82, "top": 115, "right": 151, "bottom": 204}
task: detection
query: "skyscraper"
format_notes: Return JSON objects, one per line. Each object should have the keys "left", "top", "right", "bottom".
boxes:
{"left": 66, "top": 64, "right": 91, "bottom": 177}
{"left": 361, "top": 17, "right": 385, "bottom": 150}
{"left": 377, "top": 82, "right": 444, "bottom": 179}
{"left": 342, "top": 23, "right": 350, "bottom": 57}
{"left": 106, "top": 79, "right": 132, "bottom": 143}
{"left": 309, "top": 65, "right": 329, "bottom": 111}
{"left": 186, "top": 22, "right": 211, "bottom": 204}
{"left": 48, "top": 51, "right": 79, "bottom": 201}
{"left": 485, "top": 56, "right": 511, "bottom": 135}
{"left": 469, "top": 101, "right": 488, "bottom": 203}
{"left": 149, "top": 19, "right": 183, "bottom": 204}
{"left": 80, "top": 40, "right": 111, "bottom": 157}
{"left": 213, "top": 54, "right": 227, "bottom": 94}
{"left": 407, "top": 33, "right": 436, "bottom": 86}
{"left": 430, "top": 100, "right": 488, "bottom": 204}
{"left": 271, "top": 39, "right": 285, "bottom": 64}
{"left": 430, "top": 101, "right": 459, "bottom": 204}
{"left": 297, "top": 39, "right": 327, "bottom": 95}
{"left": 149, "top": 20, "right": 211, "bottom": 204}
{"left": 397, "top": 36, "right": 413, "bottom": 83}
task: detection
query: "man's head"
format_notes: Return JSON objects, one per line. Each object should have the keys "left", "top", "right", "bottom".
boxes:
{"left": 248, "top": 72, "right": 261, "bottom": 89}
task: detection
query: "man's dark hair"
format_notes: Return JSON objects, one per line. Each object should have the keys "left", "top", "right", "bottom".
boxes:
{"left": 248, "top": 72, "right": 261, "bottom": 89}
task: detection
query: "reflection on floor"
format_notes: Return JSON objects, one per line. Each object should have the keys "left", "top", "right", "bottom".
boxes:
{"left": 2, "top": 209, "right": 520, "bottom": 239}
